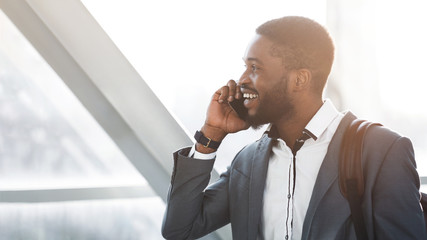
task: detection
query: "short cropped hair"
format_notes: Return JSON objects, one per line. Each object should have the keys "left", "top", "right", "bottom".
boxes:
{"left": 256, "top": 16, "right": 335, "bottom": 94}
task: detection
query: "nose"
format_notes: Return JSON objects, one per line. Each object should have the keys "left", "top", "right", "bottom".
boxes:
{"left": 238, "top": 71, "right": 251, "bottom": 86}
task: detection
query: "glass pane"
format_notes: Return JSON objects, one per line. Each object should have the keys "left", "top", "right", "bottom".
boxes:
{"left": 0, "top": 198, "right": 164, "bottom": 240}
{"left": 327, "top": 0, "right": 427, "bottom": 176}
{"left": 374, "top": 0, "right": 427, "bottom": 176}
{"left": 0, "top": 10, "right": 143, "bottom": 189}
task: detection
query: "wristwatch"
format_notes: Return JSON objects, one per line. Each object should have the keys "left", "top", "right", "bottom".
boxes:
{"left": 194, "top": 130, "right": 221, "bottom": 150}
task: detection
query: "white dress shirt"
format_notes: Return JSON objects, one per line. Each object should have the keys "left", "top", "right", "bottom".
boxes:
{"left": 261, "top": 99, "right": 343, "bottom": 240}
{"left": 190, "top": 99, "right": 343, "bottom": 239}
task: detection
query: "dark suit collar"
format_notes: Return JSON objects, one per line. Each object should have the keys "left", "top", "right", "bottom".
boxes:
{"left": 301, "top": 111, "right": 357, "bottom": 240}
{"left": 247, "top": 133, "right": 276, "bottom": 239}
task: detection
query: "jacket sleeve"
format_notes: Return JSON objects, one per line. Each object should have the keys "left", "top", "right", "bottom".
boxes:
{"left": 161, "top": 147, "right": 231, "bottom": 239}
{"left": 372, "top": 137, "right": 427, "bottom": 239}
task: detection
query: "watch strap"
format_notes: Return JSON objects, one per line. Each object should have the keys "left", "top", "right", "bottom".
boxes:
{"left": 194, "top": 130, "right": 221, "bottom": 150}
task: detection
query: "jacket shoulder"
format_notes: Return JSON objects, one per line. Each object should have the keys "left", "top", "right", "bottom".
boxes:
{"left": 363, "top": 123, "right": 411, "bottom": 157}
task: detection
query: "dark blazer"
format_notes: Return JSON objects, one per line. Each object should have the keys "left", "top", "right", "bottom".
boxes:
{"left": 162, "top": 112, "right": 427, "bottom": 239}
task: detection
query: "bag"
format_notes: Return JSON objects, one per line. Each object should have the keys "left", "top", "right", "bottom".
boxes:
{"left": 339, "top": 119, "right": 427, "bottom": 240}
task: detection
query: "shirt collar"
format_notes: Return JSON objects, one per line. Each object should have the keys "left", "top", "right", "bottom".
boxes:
{"left": 265, "top": 99, "right": 340, "bottom": 141}
{"left": 304, "top": 99, "right": 340, "bottom": 140}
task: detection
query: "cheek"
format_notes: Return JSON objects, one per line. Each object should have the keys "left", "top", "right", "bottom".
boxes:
{"left": 252, "top": 74, "right": 271, "bottom": 92}
{"left": 249, "top": 73, "right": 258, "bottom": 83}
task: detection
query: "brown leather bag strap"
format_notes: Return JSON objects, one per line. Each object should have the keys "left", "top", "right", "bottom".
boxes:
{"left": 339, "top": 119, "right": 382, "bottom": 198}
{"left": 339, "top": 119, "right": 382, "bottom": 240}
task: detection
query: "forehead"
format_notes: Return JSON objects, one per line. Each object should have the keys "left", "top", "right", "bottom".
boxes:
{"left": 243, "top": 34, "right": 281, "bottom": 64}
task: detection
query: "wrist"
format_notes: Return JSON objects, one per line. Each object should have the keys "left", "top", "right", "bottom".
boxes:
{"left": 194, "top": 125, "right": 227, "bottom": 153}
{"left": 195, "top": 143, "right": 217, "bottom": 154}
{"left": 201, "top": 124, "right": 227, "bottom": 143}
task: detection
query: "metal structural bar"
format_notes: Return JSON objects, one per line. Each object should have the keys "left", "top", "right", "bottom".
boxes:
{"left": 0, "top": 0, "right": 228, "bottom": 238}
{"left": 0, "top": 186, "right": 156, "bottom": 203}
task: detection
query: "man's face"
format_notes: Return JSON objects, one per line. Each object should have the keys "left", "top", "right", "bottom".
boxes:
{"left": 238, "top": 34, "right": 296, "bottom": 128}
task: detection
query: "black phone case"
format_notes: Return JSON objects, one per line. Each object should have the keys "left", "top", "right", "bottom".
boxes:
{"left": 228, "top": 98, "right": 248, "bottom": 119}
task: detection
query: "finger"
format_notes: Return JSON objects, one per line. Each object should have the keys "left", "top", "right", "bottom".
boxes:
{"left": 235, "top": 84, "right": 242, "bottom": 99}
{"left": 227, "top": 80, "right": 237, "bottom": 102}
{"left": 216, "top": 86, "right": 229, "bottom": 103}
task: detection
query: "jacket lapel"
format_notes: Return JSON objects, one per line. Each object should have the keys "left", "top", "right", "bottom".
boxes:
{"left": 301, "top": 112, "right": 356, "bottom": 240}
{"left": 247, "top": 134, "right": 275, "bottom": 239}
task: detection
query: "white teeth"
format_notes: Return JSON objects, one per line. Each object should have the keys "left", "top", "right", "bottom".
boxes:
{"left": 243, "top": 93, "right": 258, "bottom": 99}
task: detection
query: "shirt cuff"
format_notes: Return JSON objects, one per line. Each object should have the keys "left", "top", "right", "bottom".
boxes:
{"left": 188, "top": 144, "right": 217, "bottom": 160}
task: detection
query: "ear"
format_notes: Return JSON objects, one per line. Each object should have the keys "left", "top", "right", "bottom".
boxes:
{"left": 293, "top": 69, "right": 311, "bottom": 92}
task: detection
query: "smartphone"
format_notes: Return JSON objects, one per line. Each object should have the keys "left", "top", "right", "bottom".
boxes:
{"left": 228, "top": 98, "right": 248, "bottom": 120}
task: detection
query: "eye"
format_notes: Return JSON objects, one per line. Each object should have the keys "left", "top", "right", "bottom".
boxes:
{"left": 251, "top": 64, "right": 258, "bottom": 72}
{"left": 243, "top": 64, "right": 259, "bottom": 73}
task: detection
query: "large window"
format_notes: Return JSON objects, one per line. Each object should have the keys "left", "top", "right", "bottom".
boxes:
{"left": 0, "top": 10, "right": 143, "bottom": 190}
{"left": 0, "top": 9, "right": 164, "bottom": 239}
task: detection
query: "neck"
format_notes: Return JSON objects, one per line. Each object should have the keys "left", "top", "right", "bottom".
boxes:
{"left": 274, "top": 98, "right": 323, "bottom": 150}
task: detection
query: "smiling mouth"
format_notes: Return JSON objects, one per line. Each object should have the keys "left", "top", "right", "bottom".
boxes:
{"left": 243, "top": 93, "right": 259, "bottom": 99}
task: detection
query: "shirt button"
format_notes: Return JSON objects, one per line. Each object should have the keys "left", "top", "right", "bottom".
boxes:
{"left": 287, "top": 194, "right": 291, "bottom": 199}
{"left": 285, "top": 235, "right": 289, "bottom": 240}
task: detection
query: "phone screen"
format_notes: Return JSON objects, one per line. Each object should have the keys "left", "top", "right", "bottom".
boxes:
{"left": 228, "top": 98, "right": 248, "bottom": 120}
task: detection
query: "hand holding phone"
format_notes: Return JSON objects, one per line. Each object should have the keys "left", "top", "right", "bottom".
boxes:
{"left": 200, "top": 81, "right": 249, "bottom": 148}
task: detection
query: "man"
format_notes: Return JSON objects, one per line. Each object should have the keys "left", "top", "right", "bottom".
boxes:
{"left": 161, "top": 16, "right": 426, "bottom": 239}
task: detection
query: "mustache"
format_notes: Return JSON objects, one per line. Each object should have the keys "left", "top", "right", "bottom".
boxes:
{"left": 239, "top": 84, "right": 258, "bottom": 94}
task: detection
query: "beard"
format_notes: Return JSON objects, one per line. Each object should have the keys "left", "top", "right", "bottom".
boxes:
{"left": 245, "top": 76, "right": 295, "bottom": 129}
